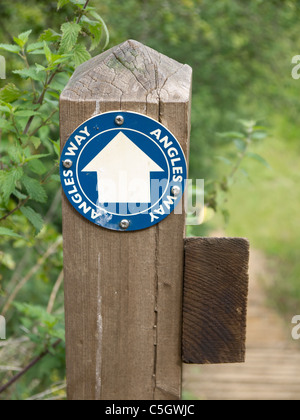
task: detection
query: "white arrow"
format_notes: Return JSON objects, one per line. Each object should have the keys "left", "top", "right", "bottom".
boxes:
{"left": 82, "top": 131, "right": 164, "bottom": 203}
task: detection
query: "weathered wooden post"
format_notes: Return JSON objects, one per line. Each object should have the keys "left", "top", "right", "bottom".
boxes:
{"left": 60, "top": 40, "right": 250, "bottom": 401}
{"left": 60, "top": 40, "right": 192, "bottom": 400}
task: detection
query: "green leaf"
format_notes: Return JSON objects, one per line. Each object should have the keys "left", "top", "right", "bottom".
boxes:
{"left": 39, "top": 30, "right": 61, "bottom": 43}
{"left": 0, "top": 167, "right": 24, "bottom": 204}
{"left": 57, "top": 0, "right": 70, "bottom": 9}
{"left": 30, "top": 136, "right": 42, "bottom": 150}
{"left": 14, "top": 110, "right": 41, "bottom": 117}
{"left": 22, "top": 176, "right": 47, "bottom": 203}
{"left": 0, "top": 118, "right": 14, "bottom": 131}
{"left": 246, "top": 152, "right": 271, "bottom": 168}
{"left": 14, "top": 30, "right": 32, "bottom": 49}
{"left": 47, "top": 91, "right": 60, "bottom": 100}
{"left": 88, "top": 22, "right": 103, "bottom": 51}
{"left": 18, "top": 30, "right": 32, "bottom": 45}
{"left": 24, "top": 153, "right": 50, "bottom": 162}
{"left": 59, "top": 22, "right": 81, "bottom": 54}
{"left": 70, "top": 0, "right": 86, "bottom": 5}
{"left": 51, "top": 139, "right": 60, "bottom": 157}
{"left": 50, "top": 174, "right": 61, "bottom": 182}
{"left": 217, "top": 131, "right": 245, "bottom": 140}
{"left": 50, "top": 55, "right": 70, "bottom": 66}
{"left": 0, "top": 104, "right": 11, "bottom": 113}
{"left": 27, "top": 42, "right": 45, "bottom": 53}
{"left": 43, "top": 42, "right": 53, "bottom": 63}
{"left": 234, "top": 139, "right": 247, "bottom": 152}
{"left": 251, "top": 131, "right": 268, "bottom": 140}
{"left": 35, "top": 64, "right": 47, "bottom": 72}
{"left": 0, "top": 44, "right": 21, "bottom": 53}
{"left": 239, "top": 119, "right": 256, "bottom": 130}
{"left": 29, "top": 49, "right": 45, "bottom": 56}
{"left": 253, "top": 126, "right": 268, "bottom": 132}
{"left": 49, "top": 327, "right": 65, "bottom": 341}
{"left": 72, "top": 44, "right": 91, "bottom": 67}
{"left": 13, "top": 189, "right": 28, "bottom": 200}
{"left": 0, "top": 83, "right": 22, "bottom": 103}
{"left": 6, "top": 144, "right": 24, "bottom": 164}
{"left": 0, "top": 227, "right": 22, "bottom": 239}
{"left": 0, "top": 252, "right": 16, "bottom": 270}
{"left": 28, "top": 159, "right": 47, "bottom": 175}
{"left": 89, "top": 11, "right": 110, "bottom": 50}
{"left": 21, "top": 206, "right": 44, "bottom": 233}
{"left": 13, "top": 68, "right": 45, "bottom": 82}
{"left": 215, "top": 156, "right": 232, "bottom": 166}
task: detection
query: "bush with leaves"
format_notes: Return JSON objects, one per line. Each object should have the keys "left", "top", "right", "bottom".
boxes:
{"left": 0, "top": 0, "right": 108, "bottom": 400}
{"left": 0, "top": 0, "right": 108, "bottom": 237}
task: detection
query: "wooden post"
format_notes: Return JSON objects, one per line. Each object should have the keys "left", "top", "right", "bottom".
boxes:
{"left": 60, "top": 40, "right": 192, "bottom": 400}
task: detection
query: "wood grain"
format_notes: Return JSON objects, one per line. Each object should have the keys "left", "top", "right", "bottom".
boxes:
{"left": 60, "top": 40, "right": 192, "bottom": 400}
{"left": 182, "top": 237, "right": 249, "bottom": 365}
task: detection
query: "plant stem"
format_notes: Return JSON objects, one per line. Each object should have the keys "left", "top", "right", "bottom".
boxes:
{"left": 76, "top": 0, "right": 91, "bottom": 24}
{"left": 40, "top": 162, "right": 59, "bottom": 185}
{"left": 0, "top": 339, "right": 62, "bottom": 395}
{"left": 29, "top": 109, "right": 57, "bottom": 138}
{"left": 20, "top": 50, "right": 37, "bottom": 100}
{"left": 0, "top": 196, "right": 30, "bottom": 222}
{"left": 228, "top": 130, "right": 253, "bottom": 181}
{"left": 22, "top": 70, "right": 58, "bottom": 136}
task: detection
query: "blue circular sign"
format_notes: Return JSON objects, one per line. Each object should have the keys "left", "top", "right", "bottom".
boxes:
{"left": 60, "top": 111, "right": 187, "bottom": 232}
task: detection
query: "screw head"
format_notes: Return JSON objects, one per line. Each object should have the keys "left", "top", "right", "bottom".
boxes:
{"left": 119, "top": 219, "right": 130, "bottom": 230}
{"left": 63, "top": 159, "right": 73, "bottom": 169}
{"left": 115, "top": 115, "right": 124, "bottom": 126}
{"left": 171, "top": 186, "right": 181, "bottom": 197}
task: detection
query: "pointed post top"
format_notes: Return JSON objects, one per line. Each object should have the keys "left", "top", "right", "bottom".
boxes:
{"left": 61, "top": 40, "right": 192, "bottom": 105}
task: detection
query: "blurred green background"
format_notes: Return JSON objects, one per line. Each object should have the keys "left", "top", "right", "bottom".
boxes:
{"left": 0, "top": 0, "right": 300, "bottom": 400}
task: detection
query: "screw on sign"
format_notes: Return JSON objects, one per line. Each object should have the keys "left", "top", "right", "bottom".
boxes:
{"left": 115, "top": 115, "right": 124, "bottom": 126}
{"left": 60, "top": 40, "right": 249, "bottom": 401}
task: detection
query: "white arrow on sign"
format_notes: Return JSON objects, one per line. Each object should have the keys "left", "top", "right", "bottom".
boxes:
{"left": 82, "top": 131, "right": 164, "bottom": 203}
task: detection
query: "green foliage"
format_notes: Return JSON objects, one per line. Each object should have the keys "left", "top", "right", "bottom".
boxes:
{"left": 187, "top": 120, "right": 269, "bottom": 230}
{"left": 0, "top": 227, "right": 23, "bottom": 239}
{"left": 15, "top": 303, "right": 65, "bottom": 350}
{"left": 0, "top": 0, "right": 108, "bottom": 400}
{"left": 20, "top": 206, "right": 44, "bottom": 234}
{"left": 57, "top": 0, "right": 71, "bottom": 10}
{"left": 59, "top": 23, "right": 82, "bottom": 53}
{"left": 0, "top": 83, "right": 21, "bottom": 102}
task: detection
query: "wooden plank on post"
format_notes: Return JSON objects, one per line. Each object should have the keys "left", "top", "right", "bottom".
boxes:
{"left": 60, "top": 40, "right": 192, "bottom": 400}
{"left": 182, "top": 237, "right": 249, "bottom": 365}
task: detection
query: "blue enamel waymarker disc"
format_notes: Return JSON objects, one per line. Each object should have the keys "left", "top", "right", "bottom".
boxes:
{"left": 60, "top": 111, "right": 187, "bottom": 232}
